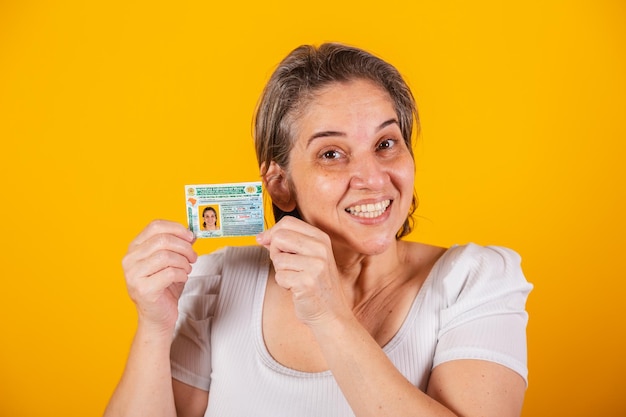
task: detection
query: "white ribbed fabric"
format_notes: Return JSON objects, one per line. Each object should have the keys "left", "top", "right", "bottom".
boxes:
{"left": 170, "top": 243, "right": 532, "bottom": 417}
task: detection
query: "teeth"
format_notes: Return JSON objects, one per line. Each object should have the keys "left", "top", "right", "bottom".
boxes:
{"left": 345, "top": 200, "right": 391, "bottom": 218}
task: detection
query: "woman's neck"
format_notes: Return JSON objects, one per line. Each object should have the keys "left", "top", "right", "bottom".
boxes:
{"left": 332, "top": 241, "right": 408, "bottom": 306}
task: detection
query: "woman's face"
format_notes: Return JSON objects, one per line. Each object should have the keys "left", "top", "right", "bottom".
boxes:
{"left": 204, "top": 209, "right": 216, "bottom": 226}
{"left": 286, "top": 79, "right": 415, "bottom": 255}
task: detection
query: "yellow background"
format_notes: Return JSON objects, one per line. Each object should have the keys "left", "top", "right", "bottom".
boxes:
{"left": 1, "top": 1, "right": 624, "bottom": 416}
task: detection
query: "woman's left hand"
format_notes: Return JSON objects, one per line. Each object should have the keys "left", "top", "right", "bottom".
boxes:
{"left": 256, "top": 216, "right": 350, "bottom": 328}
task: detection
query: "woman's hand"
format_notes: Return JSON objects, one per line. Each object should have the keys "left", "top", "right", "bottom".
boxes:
{"left": 105, "top": 221, "right": 199, "bottom": 417}
{"left": 122, "top": 219, "right": 197, "bottom": 334}
{"left": 256, "top": 216, "right": 350, "bottom": 327}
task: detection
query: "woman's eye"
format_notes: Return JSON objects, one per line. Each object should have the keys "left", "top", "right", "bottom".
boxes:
{"left": 321, "top": 150, "right": 341, "bottom": 159}
{"left": 378, "top": 139, "right": 397, "bottom": 150}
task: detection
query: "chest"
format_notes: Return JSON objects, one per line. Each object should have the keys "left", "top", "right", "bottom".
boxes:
{"left": 261, "top": 270, "right": 423, "bottom": 373}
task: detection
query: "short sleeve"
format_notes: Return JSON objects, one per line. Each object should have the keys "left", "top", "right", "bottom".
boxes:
{"left": 170, "top": 248, "right": 226, "bottom": 391}
{"left": 432, "top": 244, "right": 533, "bottom": 384}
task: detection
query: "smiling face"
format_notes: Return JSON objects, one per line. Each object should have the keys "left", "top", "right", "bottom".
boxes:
{"left": 285, "top": 79, "right": 415, "bottom": 255}
{"left": 203, "top": 208, "right": 217, "bottom": 228}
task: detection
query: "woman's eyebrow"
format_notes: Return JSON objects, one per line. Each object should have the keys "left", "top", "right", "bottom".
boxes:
{"left": 306, "top": 118, "right": 399, "bottom": 148}
{"left": 306, "top": 130, "right": 346, "bottom": 147}
{"left": 378, "top": 118, "right": 400, "bottom": 131}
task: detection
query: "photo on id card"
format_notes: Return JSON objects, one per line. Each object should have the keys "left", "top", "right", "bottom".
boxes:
{"left": 185, "top": 182, "right": 264, "bottom": 238}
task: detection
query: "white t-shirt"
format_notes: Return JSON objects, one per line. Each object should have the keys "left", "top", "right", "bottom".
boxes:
{"left": 171, "top": 243, "right": 532, "bottom": 417}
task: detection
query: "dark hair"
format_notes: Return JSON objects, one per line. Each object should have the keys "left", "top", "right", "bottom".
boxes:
{"left": 254, "top": 42, "right": 418, "bottom": 238}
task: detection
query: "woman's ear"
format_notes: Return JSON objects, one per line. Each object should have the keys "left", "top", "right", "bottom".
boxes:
{"left": 261, "top": 161, "right": 297, "bottom": 212}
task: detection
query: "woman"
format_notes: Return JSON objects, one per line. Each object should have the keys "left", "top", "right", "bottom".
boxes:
{"left": 104, "top": 43, "right": 532, "bottom": 417}
{"left": 201, "top": 206, "right": 218, "bottom": 231}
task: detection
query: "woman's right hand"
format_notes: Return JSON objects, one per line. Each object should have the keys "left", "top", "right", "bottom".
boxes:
{"left": 122, "top": 220, "right": 197, "bottom": 335}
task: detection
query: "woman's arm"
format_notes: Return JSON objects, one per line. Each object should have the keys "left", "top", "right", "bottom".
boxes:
{"left": 427, "top": 360, "right": 526, "bottom": 417}
{"left": 310, "top": 312, "right": 456, "bottom": 417}
{"left": 105, "top": 330, "right": 208, "bottom": 417}
{"left": 257, "top": 217, "right": 527, "bottom": 417}
{"left": 173, "top": 380, "right": 210, "bottom": 417}
{"left": 311, "top": 315, "right": 525, "bottom": 417}
{"left": 104, "top": 220, "right": 207, "bottom": 417}
{"left": 104, "top": 323, "right": 178, "bottom": 417}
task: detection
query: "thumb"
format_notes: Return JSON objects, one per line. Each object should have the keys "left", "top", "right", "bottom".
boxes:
{"left": 256, "top": 230, "right": 270, "bottom": 248}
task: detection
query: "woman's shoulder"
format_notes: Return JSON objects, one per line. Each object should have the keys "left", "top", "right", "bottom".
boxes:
{"left": 405, "top": 239, "right": 519, "bottom": 257}
{"left": 439, "top": 243, "right": 523, "bottom": 276}
{"left": 403, "top": 241, "right": 522, "bottom": 273}
{"left": 400, "top": 241, "right": 447, "bottom": 273}
{"left": 427, "top": 242, "right": 532, "bottom": 303}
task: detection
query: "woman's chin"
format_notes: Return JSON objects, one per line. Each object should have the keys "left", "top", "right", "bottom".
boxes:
{"left": 336, "top": 234, "right": 397, "bottom": 257}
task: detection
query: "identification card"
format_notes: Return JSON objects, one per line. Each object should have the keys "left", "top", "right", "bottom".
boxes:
{"left": 185, "top": 182, "right": 264, "bottom": 238}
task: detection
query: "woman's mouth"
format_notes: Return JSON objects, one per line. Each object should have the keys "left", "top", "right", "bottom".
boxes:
{"left": 345, "top": 199, "right": 391, "bottom": 218}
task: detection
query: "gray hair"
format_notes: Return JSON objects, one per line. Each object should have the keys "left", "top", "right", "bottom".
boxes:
{"left": 254, "top": 43, "right": 418, "bottom": 238}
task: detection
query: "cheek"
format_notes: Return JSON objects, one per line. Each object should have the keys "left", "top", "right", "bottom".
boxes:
{"left": 397, "top": 155, "right": 416, "bottom": 183}
{"left": 391, "top": 158, "right": 416, "bottom": 202}
{"left": 404, "top": 166, "right": 416, "bottom": 187}
{"left": 290, "top": 171, "right": 345, "bottom": 213}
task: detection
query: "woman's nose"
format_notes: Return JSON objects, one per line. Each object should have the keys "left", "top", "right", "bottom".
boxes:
{"left": 349, "top": 154, "right": 388, "bottom": 190}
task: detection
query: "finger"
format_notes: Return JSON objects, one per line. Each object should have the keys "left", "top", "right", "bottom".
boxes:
{"left": 124, "top": 232, "right": 198, "bottom": 271}
{"left": 274, "top": 215, "right": 317, "bottom": 234}
{"left": 128, "top": 266, "right": 190, "bottom": 303}
{"left": 266, "top": 228, "right": 330, "bottom": 262}
{"left": 272, "top": 268, "right": 334, "bottom": 316}
{"left": 270, "top": 250, "right": 306, "bottom": 273}
{"left": 257, "top": 216, "right": 316, "bottom": 246}
{"left": 129, "top": 219, "right": 194, "bottom": 250}
{"left": 125, "top": 249, "right": 194, "bottom": 283}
